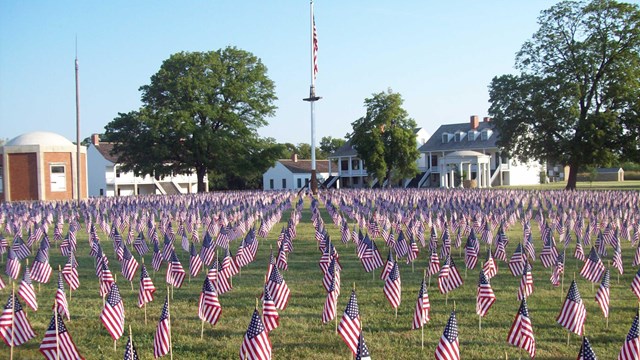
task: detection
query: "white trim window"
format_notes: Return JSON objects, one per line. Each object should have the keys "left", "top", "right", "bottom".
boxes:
{"left": 50, "top": 164, "right": 67, "bottom": 192}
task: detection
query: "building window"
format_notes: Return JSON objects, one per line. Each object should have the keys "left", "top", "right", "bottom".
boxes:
{"left": 50, "top": 164, "right": 66, "bottom": 192}
{"left": 442, "top": 133, "right": 449, "bottom": 143}
{"left": 99, "top": 189, "right": 104, "bottom": 196}
{"left": 282, "top": 179, "right": 286, "bottom": 188}
{"left": 269, "top": 179, "right": 274, "bottom": 189}
{"left": 297, "top": 178, "right": 302, "bottom": 188}
{"left": 341, "top": 159, "right": 349, "bottom": 171}
{"left": 431, "top": 155, "right": 438, "bottom": 167}
{"left": 115, "top": 167, "right": 121, "bottom": 178}
{"left": 351, "top": 159, "right": 360, "bottom": 170}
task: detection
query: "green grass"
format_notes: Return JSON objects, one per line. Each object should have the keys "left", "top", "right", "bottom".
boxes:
{"left": 2, "top": 195, "right": 639, "bottom": 359}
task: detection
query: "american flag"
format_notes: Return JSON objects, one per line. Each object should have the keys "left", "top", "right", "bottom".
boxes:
{"left": 19, "top": 264, "right": 38, "bottom": 311}
{"left": 62, "top": 253, "right": 80, "bottom": 291}
{"left": 12, "top": 234, "right": 30, "bottom": 260}
{"left": 124, "top": 335, "right": 140, "bottom": 360}
{"left": 189, "top": 242, "right": 203, "bottom": 278}
{"left": 338, "top": 290, "right": 361, "bottom": 356}
{"left": 31, "top": 247, "right": 52, "bottom": 283}
{"left": 240, "top": 308, "right": 271, "bottom": 360}
{"left": 162, "top": 234, "right": 175, "bottom": 262}
{"left": 152, "top": 241, "right": 163, "bottom": 272}
{"left": 0, "top": 275, "right": 5, "bottom": 290}
{"left": 138, "top": 263, "right": 156, "bottom": 308}
{"left": 99, "top": 262, "right": 115, "bottom": 298}
{"left": 312, "top": 15, "right": 318, "bottom": 79}
{"left": 483, "top": 249, "right": 497, "bottom": 280}
{"left": 153, "top": 296, "right": 171, "bottom": 359}
{"left": 507, "top": 298, "right": 536, "bottom": 359}
{"left": 380, "top": 250, "right": 394, "bottom": 281}
{"left": 39, "top": 312, "right": 83, "bottom": 360}
{"left": 524, "top": 230, "right": 536, "bottom": 261}
{"left": 383, "top": 262, "right": 401, "bottom": 309}
{"left": 517, "top": 262, "right": 534, "bottom": 301}
{"left": 435, "top": 310, "right": 459, "bottom": 360}
{"left": 618, "top": 307, "right": 640, "bottom": 360}
{"left": 464, "top": 230, "right": 479, "bottom": 270}
{"left": 262, "top": 286, "right": 279, "bottom": 332}
{"left": 322, "top": 256, "right": 341, "bottom": 294}
{"left": 220, "top": 247, "right": 240, "bottom": 279}
{"left": 634, "top": 242, "right": 640, "bottom": 267}
{"left": 508, "top": 243, "right": 525, "bottom": 277}
{"left": 322, "top": 276, "right": 338, "bottom": 325}
{"left": 121, "top": 244, "right": 139, "bottom": 282}
{"left": 266, "top": 266, "right": 290, "bottom": 310}
{"left": 55, "top": 272, "right": 70, "bottom": 320}
{"left": 0, "top": 293, "right": 36, "bottom": 346}
{"left": 199, "top": 276, "right": 221, "bottom": 325}
{"left": 577, "top": 336, "right": 597, "bottom": 360}
{"left": 355, "top": 331, "right": 371, "bottom": 360}
{"left": 632, "top": 267, "right": 640, "bottom": 300}
{"left": 580, "top": 247, "right": 606, "bottom": 283}
{"left": 412, "top": 278, "right": 430, "bottom": 330}
{"left": 476, "top": 269, "right": 496, "bottom": 317}
{"left": 407, "top": 234, "right": 419, "bottom": 264}
{"left": 540, "top": 234, "right": 558, "bottom": 268}
{"left": 575, "top": 237, "right": 586, "bottom": 262}
{"left": 428, "top": 250, "right": 441, "bottom": 277}
{"left": 595, "top": 269, "right": 610, "bottom": 319}
{"left": 5, "top": 247, "right": 21, "bottom": 280}
{"left": 200, "top": 232, "right": 215, "bottom": 266}
{"left": 613, "top": 244, "right": 624, "bottom": 275}
{"left": 100, "top": 283, "right": 125, "bottom": 340}
{"left": 550, "top": 252, "right": 565, "bottom": 287}
{"left": 276, "top": 243, "right": 288, "bottom": 271}
{"left": 394, "top": 230, "right": 409, "bottom": 258}
{"left": 438, "top": 256, "right": 463, "bottom": 294}
{"left": 557, "top": 280, "right": 586, "bottom": 336}
{"left": 133, "top": 232, "right": 149, "bottom": 256}
{"left": 167, "top": 250, "right": 186, "bottom": 288}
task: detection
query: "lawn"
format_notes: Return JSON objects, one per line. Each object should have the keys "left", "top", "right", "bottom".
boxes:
{"left": 1, "top": 189, "right": 639, "bottom": 359}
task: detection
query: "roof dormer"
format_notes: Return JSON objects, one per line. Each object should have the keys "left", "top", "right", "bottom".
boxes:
{"left": 481, "top": 129, "right": 493, "bottom": 140}
{"left": 442, "top": 132, "right": 452, "bottom": 143}
{"left": 468, "top": 130, "right": 478, "bottom": 141}
{"left": 454, "top": 131, "right": 466, "bottom": 142}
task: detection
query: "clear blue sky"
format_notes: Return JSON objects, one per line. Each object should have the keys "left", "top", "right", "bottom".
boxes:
{"left": 2, "top": 0, "right": 579, "bottom": 145}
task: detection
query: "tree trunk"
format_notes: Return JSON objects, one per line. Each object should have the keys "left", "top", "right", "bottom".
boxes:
{"left": 565, "top": 163, "right": 579, "bottom": 190}
{"left": 386, "top": 169, "right": 392, "bottom": 188}
{"left": 196, "top": 167, "right": 207, "bottom": 193}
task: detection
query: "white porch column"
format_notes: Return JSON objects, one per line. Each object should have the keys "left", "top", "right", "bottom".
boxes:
{"left": 486, "top": 163, "right": 491, "bottom": 187}
{"left": 479, "top": 163, "right": 485, "bottom": 188}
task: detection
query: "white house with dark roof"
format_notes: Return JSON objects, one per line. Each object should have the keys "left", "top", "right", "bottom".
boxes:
{"left": 262, "top": 154, "right": 335, "bottom": 190}
{"left": 87, "top": 134, "right": 202, "bottom": 197}
{"left": 419, "top": 115, "right": 542, "bottom": 188}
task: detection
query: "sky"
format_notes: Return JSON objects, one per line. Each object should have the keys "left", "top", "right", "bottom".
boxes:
{"left": 1, "top": 0, "right": 589, "bottom": 146}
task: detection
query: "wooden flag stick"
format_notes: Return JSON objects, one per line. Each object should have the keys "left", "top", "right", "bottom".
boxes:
{"left": 10, "top": 284, "right": 15, "bottom": 360}
{"left": 445, "top": 292, "right": 448, "bottom": 306}
{"left": 128, "top": 325, "right": 133, "bottom": 357}
{"left": 144, "top": 301, "right": 148, "bottom": 325}
{"left": 55, "top": 305, "right": 60, "bottom": 360}
{"left": 201, "top": 318, "right": 205, "bottom": 340}
{"left": 567, "top": 332, "right": 570, "bottom": 346}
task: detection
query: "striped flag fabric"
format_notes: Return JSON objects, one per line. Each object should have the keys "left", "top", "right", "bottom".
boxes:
{"left": 507, "top": 298, "right": 536, "bottom": 359}
{"left": 550, "top": 252, "right": 565, "bottom": 287}
{"left": 338, "top": 290, "right": 361, "bottom": 356}
{"left": 508, "top": 244, "right": 525, "bottom": 277}
{"left": 31, "top": 247, "right": 53, "bottom": 283}
{"left": 355, "top": 331, "right": 372, "bottom": 360}
{"left": 595, "top": 269, "right": 610, "bottom": 319}
{"left": 0, "top": 275, "right": 5, "bottom": 290}
{"left": 133, "top": 232, "right": 149, "bottom": 256}
{"left": 383, "top": 262, "right": 401, "bottom": 309}
{"left": 152, "top": 242, "right": 163, "bottom": 272}
{"left": 55, "top": 272, "right": 70, "bottom": 320}
{"left": 0, "top": 293, "right": 36, "bottom": 346}
{"left": 18, "top": 264, "right": 38, "bottom": 311}
{"left": 412, "top": 278, "right": 430, "bottom": 330}
{"left": 5, "top": 247, "right": 21, "bottom": 280}
{"left": 39, "top": 312, "right": 83, "bottom": 360}
{"left": 581, "top": 247, "right": 606, "bottom": 283}
{"left": 200, "top": 232, "right": 215, "bottom": 266}
{"left": 99, "top": 262, "right": 115, "bottom": 298}
{"left": 12, "top": 234, "right": 30, "bottom": 260}
{"left": 189, "top": 242, "right": 203, "bottom": 278}
{"left": 464, "top": 229, "right": 479, "bottom": 270}
{"left": 153, "top": 296, "right": 171, "bottom": 359}
{"left": 100, "top": 283, "right": 125, "bottom": 340}
{"left": 483, "top": 249, "right": 497, "bottom": 280}
{"left": 435, "top": 310, "right": 460, "bottom": 360}
{"left": 575, "top": 237, "right": 586, "bottom": 262}
{"left": 121, "top": 244, "right": 139, "bottom": 282}
{"left": 540, "top": 234, "right": 558, "bottom": 268}
{"left": 138, "top": 263, "right": 156, "bottom": 308}
{"left": 618, "top": 307, "right": 640, "bottom": 360}
{"left": 262, "top": 286, "right": 279, "bottom": 332}
{"left": 322, "top": 276, "right": 338, "bottom": 325}
{"left": 62, "top": 253, "right": 80, "bottom": 291}
{"left": 517, "top": 262, "right": 534, "bottom": 301}
{"left": 312, "top": 15, "right": 319, "bottom": 79}
{"left": 577, "top": 336, "right": 597, "bottom": 360}
{"left": 198, "top": 276, "right": 222, "bottom": 325}
{"left": 265, "top": 266, "right": 290, "bottom": 310}
{"left": 240, "top": 308, "right": 271, "bottom": 360}
{"left": 322, "top": 256, "right": 341, "bottom": 294}
{"left": 167, "top": 250, "right": 186, "bottom": 288}
{"left": 631, "top": 267, "right": 640, "bottom": 300}
{"left": 476, "top": 268, "right": 496, "bottom": 317}
{"left": 557, "top": 280, "right": 586, "bottom": 336}
{"left": 428, "top": 250, "right": 441, "bottom": 277}
{"left": 613, "top": 244, "right": 624, "bottom": 275}
{"left": 438, "top": 255, "right": 463, "bottom": 294}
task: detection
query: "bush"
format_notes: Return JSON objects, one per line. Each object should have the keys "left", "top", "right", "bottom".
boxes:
{"left": 625, "top": 171, "right": 640, "bottom": 180}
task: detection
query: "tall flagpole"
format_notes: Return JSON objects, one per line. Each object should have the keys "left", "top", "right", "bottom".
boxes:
{"left": 75, "top": 38, "right": 82, "bottom": 201}
{"left": 303, "top": 0, "right": 321, "bottom": 195}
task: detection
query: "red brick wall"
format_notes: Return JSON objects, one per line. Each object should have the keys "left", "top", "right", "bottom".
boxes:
{"left": 44, "top": 152, "right": 73, "bottom": 201}
{"left": 9, "top": 152, "right": 38, "bottom": 201}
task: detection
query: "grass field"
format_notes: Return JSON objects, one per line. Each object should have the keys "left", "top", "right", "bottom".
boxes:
{"left": 1, "top": 192, "right": 639, "bottom": 359}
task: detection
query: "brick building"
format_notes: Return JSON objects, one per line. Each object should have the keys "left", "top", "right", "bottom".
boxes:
{"left": 0, "top": 131, "right": 87, "bottom": 201}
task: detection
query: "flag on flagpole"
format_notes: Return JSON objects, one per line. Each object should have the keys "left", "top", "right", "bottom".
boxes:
{"left": 19, "top": 264, "right": 38, "bottom": 311}
{"left": 240, "top": 309, "right": 271, "bottom": 360}
{"left": 262, "top": 286, "right": 279, "bottom": 333}
{"left": 55, "top": 272, "right": 70, "bottom": 320}
{"left": 412, "top": 278, "right": 430, "bottom": 330}
{"left": 0, "top": 293, "right": 36, "bottom": 346}
{"left": 153, "top": 296, "right": 171, "bottom": 358}
{"left": 517, "top": 262, "right": 534, "bottom": 301}
{"left": 62, "top": 253, "right": 80, "bottom": 291}
{"left": 435, "top": 310, "right": 460, "bottom": 360}
{"left": 39, "top": 312, "right": 83, "bottom": 360}
{"left": 138, "top": 264, "right": 156, "bottom": 308}
{"left": 557, "top": 280, "right": 586, "bottom": 336}
{"left": 124, "top": 334, "right": 140, "bottom": 360}
{"left": 312, "top": 16, "right": 318, "bottom": 79}
{"left": 595, "top": 269, "right": 610, "bottom": 319}
{"left": 100, "top": 283, "right": 125, "bottom": 340}
{"left": 507, "top": 298, "right": 536, "bottom": 359}
{"left": 476, "top": 269, "right": 496, "bottom": 317}
{"left": 580, "top": 247, "right": 606, "bottom": 283}
{"left": 355, "top": 331, "right": 372, "bottom": 360}
{"left": 322, "top": 276, "right": 338, "bottom": 325}
{"left": 383, "top": 262, "right": 401, "bottom": 309}
{"left": 618, "top": 306, "right": 640, "bottom": 360}
{"left": 338, "top": 290, "right": 361, "bottom": 356}
{"left": 265, "top": 267, "right": 290, "bottom": 310}
{"left": 577, "top": 336, "right": 597, "bottom": 360}
{"left": 198, "top": 277, "right": 221, "bottom": 325}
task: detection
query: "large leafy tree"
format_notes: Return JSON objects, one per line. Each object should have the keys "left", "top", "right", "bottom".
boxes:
{"left": 488, "top": 0, "right": 640, "bottom": 190}
{"left": 349, "top": 89, "right": 419, "bottom": 187}
{"left": 104, "top": 47, "right": 278, "bottom": 192}
{"left": 319, "top": 136, "right": 346, "bottom": 159}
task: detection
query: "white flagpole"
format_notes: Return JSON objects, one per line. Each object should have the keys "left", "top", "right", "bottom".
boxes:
{"left": 304, "top": 0, "right": 321, "bottom": 195}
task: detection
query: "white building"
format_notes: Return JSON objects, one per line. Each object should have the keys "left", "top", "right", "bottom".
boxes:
{"left": 419, "top": 115, "right": 542, "bottom": 188}
{"left": 262, "top": 155, "right": 334, "bottom": 190}
{"left": 87, "top": 134, "right": 203, "bottom": 197}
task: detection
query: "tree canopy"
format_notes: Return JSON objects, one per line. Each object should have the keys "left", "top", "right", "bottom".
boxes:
{"left": 104, "top": 47, "right": 279, "bottom": 191}
{"left": 349, "top": 89, "right": 419, "bottom": 187}
{"left": 488, "top": 0, "right": 640, "bottom": 189}
{"left": 319, "top": 136, "right": 346, "bottom": 159}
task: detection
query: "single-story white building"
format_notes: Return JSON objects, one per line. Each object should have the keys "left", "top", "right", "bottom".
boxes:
{"left": 262, "top": 155, "right": 335, "bottom": 190}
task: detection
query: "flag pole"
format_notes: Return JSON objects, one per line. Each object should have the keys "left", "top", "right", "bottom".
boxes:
{"left": 55, "top": 305, "right": 60, "bottom": 360}
{"left": 421, "top": 269, "right": 426, "bottom": 350}
{"left": 10, "top": 283, "right": 15, "bottom": 360}
{"left": 167, "top": 289, "right": 173, "bottom": 360}
{"left": 75, "top": 38, "right": 82, "bottom": 202}
{"left": 128, "top": 325, "right": 133, "bottom": 358}
{"left": 303, "top": 0, "right": 321, "bottom": 195}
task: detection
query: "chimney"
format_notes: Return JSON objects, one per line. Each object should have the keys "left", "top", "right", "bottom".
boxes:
{"left": 483, "top": 117, "right": 491, "bottom": 123}
{"left": 470, "top": 115, "right": 479, "bottom": 129}
{"left": 291, "top": 153, "right": 298, "bottom": 162}
{"left": 91, "top": 133, "right": 100, "bottom": 146}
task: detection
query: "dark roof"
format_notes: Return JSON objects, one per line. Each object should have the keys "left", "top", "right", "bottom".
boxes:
{"left": 279, "top": 159, "right": 330, "bottom": 173}
{"left": 93, "top": 142, "right": 120, "bottom": 163}
{"left": 329, "top": 140, "right": 358, "bottom": 158}
{"left": 419, "top": 121, "right": 498, "bottom": 153}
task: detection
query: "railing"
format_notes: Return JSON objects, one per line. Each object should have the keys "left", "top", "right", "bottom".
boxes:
{"left": 418, "top": 168, "right": 432, "bottom": 188}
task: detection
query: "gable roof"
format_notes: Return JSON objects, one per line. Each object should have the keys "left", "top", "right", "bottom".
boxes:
{"left": 92, "top": 142, "right": 120, "bottom": 163}
{"left": 279, "top": 159, "right": 330, "bottom": 173}
{"left": 419, "top": 121, "right": 498, "bottom": 153}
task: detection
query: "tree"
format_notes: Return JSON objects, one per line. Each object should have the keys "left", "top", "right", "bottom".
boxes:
{"left": 104, "top": 47, "right": 278, "bottom": 192}
{"left": 295, "top": 143, "right": 312, "bottom": 159}
{"left": 488, "top": 0, "right": 640, "bottom": 190}
{"left": 319, "top": 136, "right": 346, "bottom": 159}
{"left": 349, "top": 89, "right": 420, "bottom": 187}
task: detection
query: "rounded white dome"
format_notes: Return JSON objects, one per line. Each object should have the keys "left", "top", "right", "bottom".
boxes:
{"left": 6, "top": 131, "right": 74, "bottom": 147}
